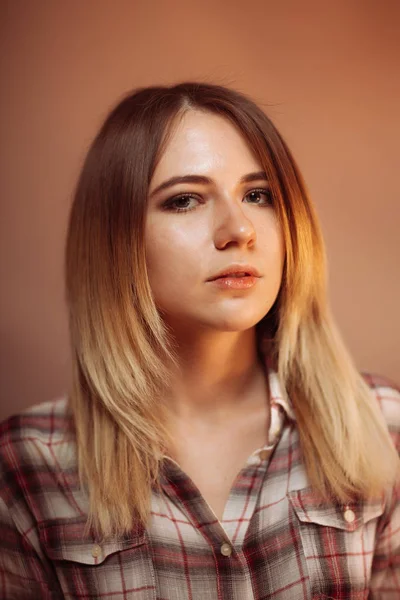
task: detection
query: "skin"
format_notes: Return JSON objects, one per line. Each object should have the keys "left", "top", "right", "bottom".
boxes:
{"left": 145, "top": 110, "right": 285, "bottom": 517}
{"left": 146, "top": 110, "right": 284, "bottom": 427}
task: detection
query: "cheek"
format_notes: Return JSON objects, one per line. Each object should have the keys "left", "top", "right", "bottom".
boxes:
{"left": 258, "top": 218, "right": 285, "bottom": 273}
{"left": 274, "top": 231, "right": 285, "bottom": 274}
{"left": 145, "top": 221, "right": 201, "bottom": 287}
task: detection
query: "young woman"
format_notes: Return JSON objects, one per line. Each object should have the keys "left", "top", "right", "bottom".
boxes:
{"left": 0, "top": 82, "right": 399, "bottom": 600}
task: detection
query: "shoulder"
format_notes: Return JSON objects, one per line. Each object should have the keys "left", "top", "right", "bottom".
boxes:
{"left": 0, "top": 396, "right": 78, "bottom": 509}
{"left": 361, "top": 372, "right": 400, "bottom": 450}
{"left": 0, "top": 395, "right": 73, "bottom": 450}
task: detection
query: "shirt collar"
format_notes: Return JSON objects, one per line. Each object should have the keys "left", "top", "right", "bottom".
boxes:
{"left": 267, "top": 369, "right": 297, "bottom": 423}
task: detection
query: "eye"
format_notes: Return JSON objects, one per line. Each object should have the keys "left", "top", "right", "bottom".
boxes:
{"left": 244, "top": 188, "right": 272, "bottom": 205}
{"left": 162, "top": 193, "right": 200, "bottom": 213}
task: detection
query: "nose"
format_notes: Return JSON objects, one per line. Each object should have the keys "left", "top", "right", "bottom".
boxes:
{"left": 213, "top": 201, "right": 257, "bottom": 250}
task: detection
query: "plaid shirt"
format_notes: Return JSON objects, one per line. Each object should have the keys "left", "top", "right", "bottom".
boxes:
{"left": 0, "top": 370, "right": 399, "bottom": 600}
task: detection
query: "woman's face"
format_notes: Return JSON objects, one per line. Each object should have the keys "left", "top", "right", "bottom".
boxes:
{"left": 145, "top": 110, "right": 284, "bottom": 335}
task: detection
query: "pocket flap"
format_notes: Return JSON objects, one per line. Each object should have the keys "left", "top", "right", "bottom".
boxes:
{"left": 288, "top": 488, "right": 384, "bottom": 532}
{"left": 39, "top": 517, "right": 146, "bottom": 565}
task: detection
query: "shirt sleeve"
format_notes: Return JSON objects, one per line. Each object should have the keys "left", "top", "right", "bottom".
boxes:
{"left": 369, "top": 483, "right": 400, "bottom": 598}
{"left": 0, "top": 496, "right": 62, "bottom": 599}
{"left": 368, "top": 376, "right": 400, "bottom": 599}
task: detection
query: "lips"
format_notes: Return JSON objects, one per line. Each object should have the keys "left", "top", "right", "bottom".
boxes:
{"left": 218, "top": 272, "right": 248, "bottom": 278}
{"left": 207, "top": 265, "right": 261, "bottom": 281}
{"left": 215, "top": 272, "right": 250, "bottom": 279}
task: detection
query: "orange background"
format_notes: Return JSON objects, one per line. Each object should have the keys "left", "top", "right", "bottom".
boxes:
{"left": 1, "top": 1, "right": 399, "bottom": 420}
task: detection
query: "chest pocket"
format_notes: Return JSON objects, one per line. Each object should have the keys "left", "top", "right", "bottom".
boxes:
{"left": 287, "top": 488, "right": 385, "bottom": 599}
{"left": 38, "top": 517, "right": 156, "bottom": 599}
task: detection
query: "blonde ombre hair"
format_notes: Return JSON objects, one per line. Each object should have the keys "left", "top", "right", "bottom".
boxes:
{"left": 64, "top": 82, "right": 399, "bottom": 540}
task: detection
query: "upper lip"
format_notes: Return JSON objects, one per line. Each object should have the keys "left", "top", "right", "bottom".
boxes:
{"left": 207, "top": 264, "right": 261, "bottom": 281}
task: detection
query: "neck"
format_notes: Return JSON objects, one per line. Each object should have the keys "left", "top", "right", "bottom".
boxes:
{"left": 165, "top": 327, "right": 267, "bottom": 419}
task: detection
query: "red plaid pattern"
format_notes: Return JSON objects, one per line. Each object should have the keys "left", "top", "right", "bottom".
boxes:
{"left": 0, "top": 369, "right": 399, "bottom": 599}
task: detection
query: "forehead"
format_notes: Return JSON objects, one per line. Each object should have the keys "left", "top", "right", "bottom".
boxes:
{"left": 152, "top": 110, "right": 262, "bottom": 182}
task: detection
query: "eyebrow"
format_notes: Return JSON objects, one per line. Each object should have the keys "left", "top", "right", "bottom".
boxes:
{"left": 149, "top": 170, "right": 269, "bottom": 198}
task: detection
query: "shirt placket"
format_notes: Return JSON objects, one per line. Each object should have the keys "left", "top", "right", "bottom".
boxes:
{"left": 157, "top": 402, "right": 287, "bottom": 600}
{"left": 159, "top": 461, "right": 252, "bottom": 600}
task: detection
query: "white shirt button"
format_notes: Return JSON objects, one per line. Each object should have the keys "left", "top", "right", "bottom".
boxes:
{"left": 91, "top": 544, "right": 102, "bottom": 558}
{"left": 220, "top": 542, "right": 232, "bottom": 557}
{"left": 343, "top": 509, "right": 356, "bottom": 523}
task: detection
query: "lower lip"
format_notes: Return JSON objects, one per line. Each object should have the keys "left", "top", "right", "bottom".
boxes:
{"left": 208, "top": 276, "right": 259, "bottom": 289}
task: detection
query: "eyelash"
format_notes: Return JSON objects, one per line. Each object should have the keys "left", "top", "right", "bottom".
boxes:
{"left": 162, "top": 188, "right": 273, "bottom": 213}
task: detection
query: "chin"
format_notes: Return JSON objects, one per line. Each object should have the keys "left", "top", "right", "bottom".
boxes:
{"left": 199, "top": 309, "right": 268, "bottom": 333}
{"left": 161, "top": 302, "right": 273, "bottom": 334}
